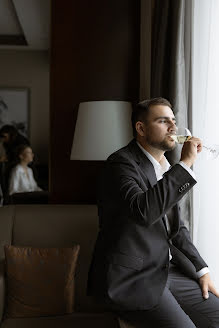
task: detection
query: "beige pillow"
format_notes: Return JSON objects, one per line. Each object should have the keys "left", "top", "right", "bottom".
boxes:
{"left": 4, "top": 245, "right": 80, "bottom": 318}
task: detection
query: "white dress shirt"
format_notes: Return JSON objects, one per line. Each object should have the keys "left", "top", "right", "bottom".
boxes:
{"left": 136, "top": 142, "right": 209, "bottom": 278}
{"left": 9, "top": 164, "right": 42, "bottom": 195}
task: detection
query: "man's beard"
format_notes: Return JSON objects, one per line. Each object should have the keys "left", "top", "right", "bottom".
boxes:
{"left": 147, "top": 137, "right": 176, "bottom": 152}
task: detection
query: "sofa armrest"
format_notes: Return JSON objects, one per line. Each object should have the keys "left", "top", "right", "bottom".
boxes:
{"left": 0, "top": 260, "right": 5, "bottom": 323}
{"left": 2, "top": 312, "right": 120, "bottom": 328}
{"left": 0, "top": 206, "right": 15, "bottom": 322}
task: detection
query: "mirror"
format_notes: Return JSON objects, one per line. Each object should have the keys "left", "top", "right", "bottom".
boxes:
{"left": 0, "top": 0, "right": 50, "bottom": 204}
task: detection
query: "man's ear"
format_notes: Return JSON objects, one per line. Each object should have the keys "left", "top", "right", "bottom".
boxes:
{"left": 135, "top": 121, "right": 146, "bottom": 137}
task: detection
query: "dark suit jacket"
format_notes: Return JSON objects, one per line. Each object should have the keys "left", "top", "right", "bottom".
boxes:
{"left": 87, "top": 139, "right": 207, "bottom": 310}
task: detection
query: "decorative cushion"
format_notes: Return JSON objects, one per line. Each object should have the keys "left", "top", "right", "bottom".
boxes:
{"left": 4, "top": 245, "right": 80, "bottom": 318}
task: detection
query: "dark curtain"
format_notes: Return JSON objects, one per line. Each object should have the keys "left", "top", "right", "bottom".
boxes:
{"left": 150, "top": 0, "right": 193, "bottom": 230}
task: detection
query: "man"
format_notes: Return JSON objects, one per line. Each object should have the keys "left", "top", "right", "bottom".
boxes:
{"left": 87, "top": 98, "right": 219, "bottom": 327}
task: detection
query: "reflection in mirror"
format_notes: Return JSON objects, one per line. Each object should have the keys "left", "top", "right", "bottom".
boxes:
{"left": 0, "top": 0, "right": 50, "bottom": 204}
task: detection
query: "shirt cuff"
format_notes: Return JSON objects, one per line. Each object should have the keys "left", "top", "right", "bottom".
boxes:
{"left": 196, "top": 267, "right": 210, "bottom": 278}
{"left": 179, "top": 161, "right": 196, "bottom": 181}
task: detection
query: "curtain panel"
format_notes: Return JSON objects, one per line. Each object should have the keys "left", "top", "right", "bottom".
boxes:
{"left": 146, "top": 0, "right": 193, "bottom": 229}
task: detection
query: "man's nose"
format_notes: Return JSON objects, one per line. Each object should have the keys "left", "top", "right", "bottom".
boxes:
{"left": 168, "top": 122, "right": 177, "bottom": 132}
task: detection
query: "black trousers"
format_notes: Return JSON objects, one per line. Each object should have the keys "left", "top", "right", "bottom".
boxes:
{"left": 117, "top": 263, "right": 219, "bottom": 328}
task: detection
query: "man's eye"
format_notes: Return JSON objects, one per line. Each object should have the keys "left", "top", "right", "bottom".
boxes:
{"left": 160, "top": 120, "right": 167, "bottom": 123}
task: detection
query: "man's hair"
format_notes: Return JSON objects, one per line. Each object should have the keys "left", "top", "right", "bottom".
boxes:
{"left": 0, "top": 125, "right": 18, "bottom": 140}
{"left": 131, "top": 97, "right": 172, "bottom": 137}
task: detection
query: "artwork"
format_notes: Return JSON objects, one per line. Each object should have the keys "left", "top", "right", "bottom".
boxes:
{"left": 0, "top": 88, "right": 29, "bottom": 137}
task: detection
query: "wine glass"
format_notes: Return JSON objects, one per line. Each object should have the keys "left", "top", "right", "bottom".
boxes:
{"left": 170, "top": 127, "right": 219, "bottom": 160}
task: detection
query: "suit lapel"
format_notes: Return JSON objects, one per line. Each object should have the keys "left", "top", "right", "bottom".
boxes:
{"left": 128, "top": 139, "right": 157, "bottom": 188}
{"left": 128, "top": 139, "right": 180, "bottom": 238}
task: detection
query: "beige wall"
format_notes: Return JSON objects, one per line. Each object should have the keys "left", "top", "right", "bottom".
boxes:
{"left": 0, "top": 50, "right": 49, "bottom": 164}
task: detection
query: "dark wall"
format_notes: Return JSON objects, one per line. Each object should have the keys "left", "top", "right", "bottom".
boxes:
{"left": 50, "top": 1, "right": 140, "bottom": 203}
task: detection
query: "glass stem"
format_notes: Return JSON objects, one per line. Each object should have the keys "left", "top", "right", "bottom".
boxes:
{"left": 203, "top": 145, "right": 216, "bottom": 153}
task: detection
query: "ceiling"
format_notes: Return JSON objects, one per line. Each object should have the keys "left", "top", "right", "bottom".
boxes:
{"left": 0, "top": 0, "right": 50, "bottom": 50}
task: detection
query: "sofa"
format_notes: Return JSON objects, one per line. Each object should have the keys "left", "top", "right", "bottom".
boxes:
{"left": 0, "top": 204, "right": 124, "bottom": 328}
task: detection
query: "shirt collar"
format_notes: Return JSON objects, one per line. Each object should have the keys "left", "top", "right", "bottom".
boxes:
{"left": 136, "top": 141, "right": 170, "bottom": 179}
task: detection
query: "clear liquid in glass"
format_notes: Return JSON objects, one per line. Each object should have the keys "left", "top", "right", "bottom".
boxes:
{"left": 170, "top": 135, "right": 192, "bottom": 144}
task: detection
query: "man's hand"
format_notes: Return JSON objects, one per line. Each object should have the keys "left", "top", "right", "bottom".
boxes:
{"left": 180, "top": 137, "right": 202, "bottom": 168}
{"left": 199, "top": 273, "right": 219, "bottom": 299}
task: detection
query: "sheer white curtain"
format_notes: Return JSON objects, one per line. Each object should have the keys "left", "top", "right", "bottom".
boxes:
{"left": 192, "top": 0, "right": 219, "bottom": 289}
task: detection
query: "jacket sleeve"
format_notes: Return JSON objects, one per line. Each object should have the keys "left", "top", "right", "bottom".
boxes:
{"left": 105, "top": 155, "right": 197, "bottom": 227}
{"left": 171, "top": 218, "right": 208, "bottom": 272}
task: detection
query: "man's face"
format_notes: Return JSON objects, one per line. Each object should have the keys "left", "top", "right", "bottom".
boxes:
{"left": 0, "top": 133, "right": 10, "bottom": 143}
{"left": 141, "top": 105, "right": 177, "bottom": 151}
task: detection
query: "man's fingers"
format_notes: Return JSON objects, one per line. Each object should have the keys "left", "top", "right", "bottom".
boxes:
{"left": 201, "top": 285, "right": 219, "bottom": 299}
{"left": 188, "top": 137, "right": 202, "bottom": 152}
{"left": 199, "top": 273, "right": 219, "bottom": 299}
{"left": 197, "top": 141, "right": 203, "bottom": 153}
{"left": 202, "top": 286, "right": 209, "bottom": 299}
{"left": 200, "top": 282, "right": 209, "bottom": 299}
{"left": 209, "top": 286, "right": 219, "bottom": 298}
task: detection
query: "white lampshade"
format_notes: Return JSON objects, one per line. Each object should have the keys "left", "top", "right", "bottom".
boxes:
{"left": 70, "top": 101, "right": 133, "bottom": 160}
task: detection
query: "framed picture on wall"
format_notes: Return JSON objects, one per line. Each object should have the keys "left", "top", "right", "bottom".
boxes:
{"left": 0, "top": 88, "right": 29, "bottom": 137}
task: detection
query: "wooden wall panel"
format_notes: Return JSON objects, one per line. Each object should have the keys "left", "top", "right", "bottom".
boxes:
{"left": 50, "top": 0, "right": 140, "bottom": 203}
